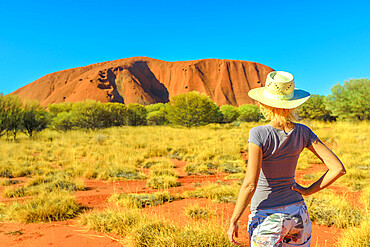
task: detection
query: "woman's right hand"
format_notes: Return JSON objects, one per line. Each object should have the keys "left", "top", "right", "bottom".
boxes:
{"left": 291, "top": 182, "right": 311, "bottom": 196}
{"left": 227, "top": 222, "right": 240, "bottom": 245}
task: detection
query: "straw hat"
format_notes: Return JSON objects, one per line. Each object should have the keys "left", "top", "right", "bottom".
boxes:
{"left": 248, "top": 71, "right": 310, "bottom": 109}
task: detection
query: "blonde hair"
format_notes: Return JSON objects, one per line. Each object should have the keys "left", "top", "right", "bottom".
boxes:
{"left": 258, "top": 103, "right": 298, "bottom": 125}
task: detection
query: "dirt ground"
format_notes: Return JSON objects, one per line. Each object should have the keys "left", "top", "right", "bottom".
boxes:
{"left": 0, "top": 159, "right": 358, "bottom": 247}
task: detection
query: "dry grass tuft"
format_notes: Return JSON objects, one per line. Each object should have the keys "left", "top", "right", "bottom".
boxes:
{"left": 80, "top": 208, "right": 234, "bottom": 247}
{"left": 109, "top": 191, "right": 179, "bottom": 208}
{"left": 185, "top": 205, "right": 216, "bottom": 220}
{"left": 147, "top": 175, "right": 180, "bottom": 189}
{"left": 337, "top": 218, "right": 370, "bottom": 247}
{"left": 184, "top": 183, "right": 240, "bottom": 203}
{"left": 305, "top": 190, "right": 363, "bottom": 228}
{"left": 5, "top": 192, "right": 81, "bottom": 222}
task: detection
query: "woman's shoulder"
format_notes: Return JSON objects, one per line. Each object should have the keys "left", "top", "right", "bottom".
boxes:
{"left": 295, "top": 123, "right": 314, "bottom": 132}
{"left": 250, "top": 125, "right": 270, "bottom": 133}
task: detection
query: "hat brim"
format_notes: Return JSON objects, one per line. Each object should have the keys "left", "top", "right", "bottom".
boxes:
{"left": 248, "top": 88, "right": 310, "bottom": 109}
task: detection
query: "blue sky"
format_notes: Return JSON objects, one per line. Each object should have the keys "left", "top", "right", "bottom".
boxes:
{"left": 0, "top": 0, "right": 369, "bottom": 96}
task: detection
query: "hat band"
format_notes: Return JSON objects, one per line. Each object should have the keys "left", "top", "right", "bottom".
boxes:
{"left": 263, "top": 90, "right": 294, "bottom": 100}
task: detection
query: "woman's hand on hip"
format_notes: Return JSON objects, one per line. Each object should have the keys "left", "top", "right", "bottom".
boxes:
{"left": 291, "top": 182, "right": 311, "bottom": 196}
{"left": 227, "top": 222, "right": 240, "bottom": 245}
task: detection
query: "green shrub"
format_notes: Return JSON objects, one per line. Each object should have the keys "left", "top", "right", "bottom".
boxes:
{"left": 220, "top": 105, "right": 239, "bottom": 123}
{"left": 326, "top": 78, "right": 369, "bottom": 120}
{"left": 166, "top": 92, "right": 221, "bottom": 127}
{"left": 237, "top": 104, "right": 261, "bottom": 122}
{"left": 127, "top": 103, "right": 147, "bottom": 126}
{"left": 298, "top": 94, "right": 333, "bottom": 121}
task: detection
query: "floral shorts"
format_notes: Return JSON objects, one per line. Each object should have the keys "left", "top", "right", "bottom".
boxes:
{"left": 248, "top": 202, "right": 312, "bottom": 247}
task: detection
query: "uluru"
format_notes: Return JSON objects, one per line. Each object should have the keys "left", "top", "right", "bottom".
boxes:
{"left": 10, "top": 57, "right": 274, "bottom": 107}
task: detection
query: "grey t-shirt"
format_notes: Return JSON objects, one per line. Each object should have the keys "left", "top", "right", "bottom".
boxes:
{"left": 248, "top": 123, "right": 317, "bottom": 211}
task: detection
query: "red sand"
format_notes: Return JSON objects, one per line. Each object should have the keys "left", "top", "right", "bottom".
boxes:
{"left": 0, "top": 158, "right": 358, "bottom": 247}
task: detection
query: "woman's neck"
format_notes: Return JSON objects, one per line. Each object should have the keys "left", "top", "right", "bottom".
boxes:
{"left": 269, "top": 120, "right": 296, "bottom": 132}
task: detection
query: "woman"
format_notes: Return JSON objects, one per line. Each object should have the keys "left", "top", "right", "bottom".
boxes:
{"left": 228, "top": 71, "right": 346, "bottom": 246}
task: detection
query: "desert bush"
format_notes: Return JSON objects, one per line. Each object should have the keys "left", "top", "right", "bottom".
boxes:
{"left": 0, "top": 94, "right": 23, "bottom": 139}
{"left": 305, "top": 190, "right": 364, "bottom": 228}
{"left": 127, "top": 103, "right": 147, "bottom": 126}
{"left": 298, "top": 94, "right": 334, "bottom": 121}
{"left": 102, "top": 102, "right": 127, "bottom": 126}
{"left": 147, "top": 175, "right": 180, "bottom": 189}
{"left": 48, "top": 102, "right": 73, "bottom": 118}
{"left": 5, "top": 192, "right": 81, "bottom": 222}
{"left": 237, "top": 104, "right": 261, "bottom": 122}
{"left": 326, "top": 78, "right": 369, "bottom": 120}
{"left": 22, "top": 100, "right": 49, "bottom": 137}
{"left": 145, "top": 103, "right": 166, "bottom": 113}
{"left": 184, "top": 183, "right": 240, "bottom": 203}
{"left": 185, "top": 205, "right": 216, "bottom": 220}
{"left": 166, "top": 92, "right": 221, "bottom": 127}
{"left": 147, "top": 110, "right": 167, "bottom": 125}
{"left": 72, "top": 100, "right": 112, "bottom": 130}
{"left": 220, "top": 105, "right": 239, "bottom": 123}
{"left": 110, "top": 191, "right": 179, "bottom": 208}
{"left": 51, "top": 111, "right": 77, "bottom": 131}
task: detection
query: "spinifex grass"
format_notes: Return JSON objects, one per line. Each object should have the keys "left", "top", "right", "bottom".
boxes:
{"left": 184, "top": 183, "right": 240, "bottom": 203}
{"left": 147, "top": 175, "right": 180, "bottom": 189}
{"left": 79, "top": 209, "right": 144, "bottom": 236}
{"left": 337, "top": 218, "right": 370, "bottom": 247}
{"left": 305, "top": 190, "right": 364, "bottom": 228}
{"left": 3, "top": 172, "right": 85, "bottom": 198}
{"left": 80, "top": 208, "right": 234, "bottom": 247}
{"left": 185, "top": 205, "right": 216, "bottom": 220}
{"left": 4, "top": 192, "right": 82, "bottom": 222}
{"left": 109, "top": 191, "right": 180, "bottom": 208}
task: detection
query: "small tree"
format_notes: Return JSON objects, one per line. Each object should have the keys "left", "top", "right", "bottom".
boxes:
{"left": 237, "top": 104, "right": 261, "bottom": 122}
{"left": 22, "top": 101, "right": 49, "bottom": 137}
{"left": 72, "top": 100, "right": 110, "bottom": 130}
{"left": 147, "top": 110, "right": 167, "bottom": 125}
{"left": 326, "top": 79, "right": 369, "bottom": 120}
{"left": 220, "top": 105, "right": 239, "bottom": 123}
{"left": 298, "top": 94, "right": 334, "bottom": 121}
{"left": 103, "top": 103, "right": 127, "bottom": 126}
{"left": 52, "top": 112, "right": 77, "bottom": 131}
{"left": 166, "top": 92, "right": 220, "bottom": 127}
{"left": 48, "top": 102, "right": 73, "bottom": 118}
{"left": 145, "top": 103, "right": 166, "bottom": 113}
{"left": 0, "top": 93, "right": 7, "bottom": 136}
{"left": 127, "top": 103, "right": 147, "bottom": 126}
{"left": 0, "top": 95, "right": 23, "bottom": 139}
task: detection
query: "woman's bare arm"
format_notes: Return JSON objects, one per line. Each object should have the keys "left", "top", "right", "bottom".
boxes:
{"left": 292, "top": 138, "right": 346, "bottom": 196}
{"left": 228, "top": 142, "right": 262, "bottom": 244}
